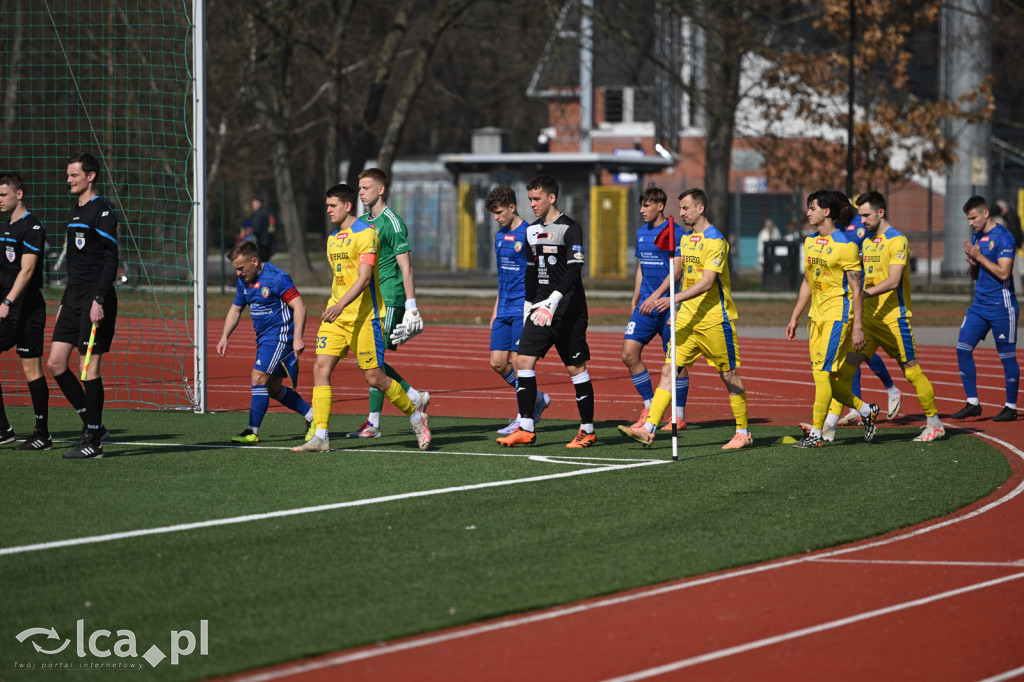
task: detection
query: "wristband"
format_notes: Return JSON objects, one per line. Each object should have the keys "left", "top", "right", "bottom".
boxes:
{"left": 2, "top": 299, "right": 11, "bottom": 307}
{"left": 94, "top": 295, "right": 106, "bottom": 305}
{"left": 405, "top": 297, "right": 417, "bottom": 311}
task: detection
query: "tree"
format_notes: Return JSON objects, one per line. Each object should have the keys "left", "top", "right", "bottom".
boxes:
{"left": 750, "top": 0, "right": 995, "bottom": 192}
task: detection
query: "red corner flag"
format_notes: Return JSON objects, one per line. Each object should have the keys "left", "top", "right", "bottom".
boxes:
{"left": 654, "top": 216, "right": 677, "bottom": 252}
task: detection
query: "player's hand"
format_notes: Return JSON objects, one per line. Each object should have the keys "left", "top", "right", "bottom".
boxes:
{"left": 293, "top": 338, "right": 305, "bottom": 356}
{"left": 852, "top": 327, "right": 865, "bottom": 351}
{"left": 785, "top": 319, "right": 798, "bottom": 341}
{"left": 401, "top": 308, "right": 424, "bottom": 337}
{"left": 390, "top": 324, "right": 409, "bottom": 346}
{"left": 90, "top": 300, "right": 105, "bottom": 325}
{"left": 216, "top": 338, "right": 228, "bottom": 356}
{"left": 0, "top": 306, "right": 9, "bottom": 322}
{"left": 529, "top": 291, "right": 563, "bottom": 327}
{"left": 321, "top": 303, "right": 344, "bottom": 324}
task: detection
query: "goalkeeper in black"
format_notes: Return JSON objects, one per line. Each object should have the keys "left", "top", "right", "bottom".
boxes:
{"left": 48, "top": 152, "right": 117, "bottom": 459}
{"left": 496, "top": 175, "right": 595, "bottom": 448}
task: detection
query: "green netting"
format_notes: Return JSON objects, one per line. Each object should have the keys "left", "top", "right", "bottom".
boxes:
{"left": 1, "top": 1, "right": 197, "bottom": 410}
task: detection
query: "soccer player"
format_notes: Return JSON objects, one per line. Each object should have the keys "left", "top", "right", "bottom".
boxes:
{"left": 497, "top": 175, "right": 595, "bottom": 448}
{"left": 819, "top": 192, "right": 944, "bottom": 442}
{"left": 348, "top": 168, "right": 429, "bottom": 438}
{"left": 0, "top": 172, "right": 51, "bottom": 450}
{"left": 834, "top": 211, "right": 903, "bottom": 426}
{"left": 952, "top": 195, "right": 1019, "bottom": 421}
{"left": 292, "top": 183, "right": 430, "bottom": 452}
{"left": 216, "top": 241, "right": 315, "bottom": 443}
{"left": 785, "top": 190, "right": 879, "bottom": 448}
{"left": 624, "top": 186, "right": 688, "bottom": 430}
{"left": 48, "top": 153, "right": 117, "bottom": 459}
{"left": 618, "top": 187, "right": 751, "bottom": 450}
{"left": 485, "top": 185, "right": 550, "bottom": 435}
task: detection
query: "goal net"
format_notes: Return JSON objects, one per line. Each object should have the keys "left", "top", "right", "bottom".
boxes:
{"left": 1, "top": 1, "right": 200, "bottom": 410}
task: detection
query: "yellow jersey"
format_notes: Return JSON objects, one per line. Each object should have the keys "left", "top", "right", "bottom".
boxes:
{"left": 803, "top": 230, "right": 861, "bottom": 322}
{"left": 676, "top": 225, "right": 738, "bottom": 329}
{"left": 326, "top": 218, "right": 385, "bottom": 325}
{"left": 861, "top": 226, "right": 912, "bottom": 322}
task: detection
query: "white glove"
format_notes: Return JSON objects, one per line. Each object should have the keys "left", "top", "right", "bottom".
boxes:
{"left": 390, "top": 324, "right": 409, "bottom": 346}
{"left": 529, "top": 291, "right": 563, "bottom": 327}
{"left": 401, "top": 307, "right": 424, "bottom": 337}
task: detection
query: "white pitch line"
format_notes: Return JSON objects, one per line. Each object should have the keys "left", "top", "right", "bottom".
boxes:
{"left": 978, "top": 664, "right": 1024, "bottom": 682}
{"left": 812, "top": 558, "right": 1024, "bottom": 568}
{"left": 0, "top": 460, "right": 665, "bottom": 557}
{"left": 602, "top": 571, "right": 1024, "bottom": 682}
{"left": 226, "top": 428, "right": 1024, "bottom": 682}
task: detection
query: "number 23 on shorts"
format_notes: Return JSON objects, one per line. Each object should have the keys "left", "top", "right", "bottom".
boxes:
{"left": 317, "top": 335, "right": 328, "bottom": 349}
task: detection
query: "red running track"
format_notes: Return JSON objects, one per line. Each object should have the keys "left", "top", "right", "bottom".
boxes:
{"left": 216, "top": 324, "right": 1024, "bottom": 681}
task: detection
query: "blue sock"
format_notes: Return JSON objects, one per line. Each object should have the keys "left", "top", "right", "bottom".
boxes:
{"left": 275, "top": 385, "right": 312, "bottom": 417}
{"left": 851, "top": 367, "right": 862, "bottom": 399}
{"left": 998, "top": 348, "right": 1020, "bottom": 404}
{"left": 631, "top": 371, "right": 654, "bottom": 402}
{"left": 867, "top": 353, "right": 894, "bottom": 389}
{"left": 956, "top": 343, "right": 978, "bottom": 399}
{"left": 676, "top": 376, "right": 689, "bottom": 409}
{"left": 502, "top": 367, "right": 518, "bottom": 389}
{"left": 249, "top": 386, "right": 270, "bottom": 430}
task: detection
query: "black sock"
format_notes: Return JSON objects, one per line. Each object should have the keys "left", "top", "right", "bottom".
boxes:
{"left": 27, "top": 377, "right": 48, "bottom": 433}
{"left": 54, "top": 370, "right": 87, "bottom": 424}
{"left": 84, "top": 378, "right": 104, "bottom": 442}
{"left": 573, "top": 379, "right": 595, "bottom": 425}
{"left": 516, "top": 375, "right": 537, "bottom": 429}
{"left": 0, "top": 382, "right": 8, "bottom": 429}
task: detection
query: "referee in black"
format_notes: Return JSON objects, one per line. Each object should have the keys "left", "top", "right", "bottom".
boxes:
{"left": 48, "top": 152, "right": 117, "bottom": 459}
{"left": 0, "top": 172, "right": 51, "bottom": 450}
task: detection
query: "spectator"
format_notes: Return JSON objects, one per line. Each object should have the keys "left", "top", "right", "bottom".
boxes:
{"left": 996, "top": 199, "right": 1023, "bottom": 250}
{"left": 249, "top": 198, "right": 271, "bottom": 261}
{"left": 756, "top": 218, "right": 782, "bottom": 268}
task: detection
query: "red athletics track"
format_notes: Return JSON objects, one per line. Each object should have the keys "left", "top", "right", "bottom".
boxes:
{"left": 216, "top": 324, "right": 1024, "bottom": 680}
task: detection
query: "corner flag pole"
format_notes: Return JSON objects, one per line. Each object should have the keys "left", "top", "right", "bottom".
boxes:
{"left": 667, "top": 216, "right": 678, "bottom": 462}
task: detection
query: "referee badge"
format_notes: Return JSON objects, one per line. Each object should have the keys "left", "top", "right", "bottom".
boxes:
{"left": 261, "top": 286, "right": 270, "bottom": 298}
{"left": 75, "top": 232, "right": 86, "bottom": 249}
{"left": 5, "top": 246, "right": 14, "bottom": 263}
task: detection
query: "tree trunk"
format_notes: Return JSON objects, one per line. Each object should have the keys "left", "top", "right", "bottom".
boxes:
{"left": 269, "top": 134, "right": 315, "bottom": 282}
{"left": 702, "top": 11, "right": 743, "bottom": 237}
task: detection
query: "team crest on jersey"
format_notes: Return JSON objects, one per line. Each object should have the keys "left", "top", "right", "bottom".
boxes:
{"left": 514, "top": 241, "right": 523, "bottom": 252}
{"left": 988, "top": 241, "right": 995, "bottom": 250}
{"left": 547, "top": 255, "right": 557, "bottom": 265}
{"left": 261, "top": 286, "right": 270, "bottom": 298}
{"left": 826, "top": 247, "right": 833, "bottom": 255}
{"left": 75, "top": 232, "right": 86, "bottom": 249}
{"left": 5, "top": 246, "right": 14, "bottom": 263}
{"left": 856, "top": 227, "right": 865, "bottom": 239}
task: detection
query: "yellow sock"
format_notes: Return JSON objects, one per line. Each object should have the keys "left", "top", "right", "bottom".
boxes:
{"left": 729, "top": 393, "right": 748, "bottom": 431}
{"left": 904, "top": 364, "right": 937, "bottom": 417}
{"left": 647, "top": 387, "right": 672, "bottom": 426}
{"left": 827, "top": 398, "right": 843, "bottom": 417}
{"left": 385, "top": 378, "right": 415, "bottom": 416}
{"left": 812, "top": 370, "right": 833, "bottom": 429}
{"left": 312, "top": 385, "right": 332, "bottom": 430}
{"left": 830, "top": 363, "right": 864, "bottom": 412}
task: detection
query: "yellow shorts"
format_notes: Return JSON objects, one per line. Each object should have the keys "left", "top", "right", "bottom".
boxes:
{"left": 667, "top": 320, "right": 741, "bottom": 373}
{"left": 315, "top": 316, "right": 385, "bottom": 370}
{"left": 862, "top": 316, "right": 917, "bottom": 364}
{"left": 807, "top": 319, "right": 852, "bottom": 372}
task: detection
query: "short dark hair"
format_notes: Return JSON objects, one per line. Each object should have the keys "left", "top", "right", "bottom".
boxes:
{"left": 68, "top": 152, "right": 101, "bottom": 182}
{"left": 485, "top": 185, "right": 518, "bottom": 212}
{"left": 678, "top": 187, "right": 708, "bottom": 208}
{"left": 808, "top": 190, "right": 852, "bottom": 223}
{"left": 325, "top": 183, "right": 358, "bottom": 207}
{"left": 856, "top": 191, "right": 887, "bottom": 213}
{"left": 640, "top": 186, "right": 667, "bottom": 206}
{"left": 227, "top": 240, "right": 260, "bottom": 262}
{"left": 527, "top": 175, "right": 559, "bottom": 198}
{"left": 963, "top": 195, "right": 989, "bottom": 215}
{"left": 358, "top": 168, "right": 388, "bottom": 187}
{"left": 0, "top": 171, "right": 25, "bottom": 194}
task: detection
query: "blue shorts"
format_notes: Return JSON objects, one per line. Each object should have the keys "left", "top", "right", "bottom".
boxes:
{"left": 623, "top": 307, "right": 672, "bottom": 351}
{"left": 959, "top": 304, "right": 1019, "bottom": 350}
{"left": 490, "top": 314, "right": 524, "bottom": 353}
{"left": 254, "top": 339, "right": 299, "bottom": 385}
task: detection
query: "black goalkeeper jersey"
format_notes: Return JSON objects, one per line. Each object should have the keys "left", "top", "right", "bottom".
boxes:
{"left": 67, "top": 195, "right": 119, "bottom": 298}
{"left": 525, "top": 213, "right": 587, "bottom": 312}
{"left": 0, "top": 212, "right": 46, "bottom": 292}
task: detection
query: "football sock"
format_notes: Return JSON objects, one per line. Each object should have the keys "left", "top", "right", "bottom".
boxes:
{"left": 274, "top": 385, "right": 312, "bottom": 417}
{"left": 502, "top": 367, "right": 517, "bottom": 388}
{"left": 868, "top": 353, "right": 894, "bottom": 389}
{"left": 676, "top": 375, "right": 689, "bottom": 413}
{"left": 647, "top": 387, "right": 672, "bottom": 427}
{"left": 515, "top": 370, "right": 538, "bottom": 429}
{"left": 385, "top": 378, "right": 414, "bottom": 416}
{"left": 728, "top": 392, "right": 748, "bottom": 431}
{"left": 0, "top": 382, "right": 7, "bottom": 428}
{"left": 956, "top": 343, "right": 978, "bottom": 400}
{"left": 54, "top": 370, "right": 87, "bottom": 424}
{"left": 571, "top": 370, "right": 594, "bottom": 424}
{"left": 811, "top": 369, "right": 833, "bottom": 429}
{"left": 850, "top": 367, "right": 862, "bottom": 399}
{"left": 631, "top": 371, "right": 654, "bottom": 402}
{"left": 830, "top": 363, "right": 864, "bottom": 413}
{"left": 249, "top": 385, "right": 270, "bottom": 429}
{"left": 903, "top": 364, "right": 937, "bottom": 418}
{"left": 27, "top": 376, "right": 48, "bottom": 433}
{"left": 998, "top": 348, "right": 1020, "bottom": 404}
{"left": 312, "top": 385, "right": 331, "bottom": 432}
{"left": 83, "top": 378, "right": 104, "bottom": 440}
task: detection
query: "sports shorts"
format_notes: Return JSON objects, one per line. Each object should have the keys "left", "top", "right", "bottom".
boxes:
{"left": 807, "top": 318, "right": 852, "bottom": 373}
{"left": 518, "top": 304, "right": 590, "bottom": 366}
{"left": 861, "top": 316, "right": 917, "bottom": 364}
{"left": 958, "top": 304, "right": 1019, "bottom": 350}
{"left": 490, "top": 314, "right": 524, "bottom": 353}
{"left": 254, "top": 338, "right": 300, "bottom": 385}
{"left": 624, "top": 306, "right": 672, "bottom": 351}
{"left": 52, "top": 284, "right": 117, "bottom": 355}
{"left": 0, "top": 288, "right": 46, "bottom": 358}
{"left": 316, "top": 316, "right": 385, "bottom": 370}
{"left": 669, "top": 319, "right": 741, "bottom": 373}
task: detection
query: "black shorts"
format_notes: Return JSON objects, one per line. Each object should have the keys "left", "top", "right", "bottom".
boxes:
{"left": 518, "top": 305, "right": 590, "bottom": 366}
{"left": 52, "top": 285, "right": 117, "bottom": 355}
{"left": 0, "top": 289, "right": 46, "bottom": 358}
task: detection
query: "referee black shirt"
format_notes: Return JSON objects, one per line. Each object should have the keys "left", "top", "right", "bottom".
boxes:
{"left": 67, "top": 196, "right": 118, "bottom": 300}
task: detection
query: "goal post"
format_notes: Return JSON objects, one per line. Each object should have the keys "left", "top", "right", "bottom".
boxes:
{"left": 2, "top": 0, "right": 206, "bottom": 411}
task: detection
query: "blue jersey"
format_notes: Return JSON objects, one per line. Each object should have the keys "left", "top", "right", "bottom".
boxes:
{"left": 842, "top": 215, "right": 870, "bottom": 250}
{"left": 495, "top": 219, "right": 529, "bottom": 318}
{"left": 970, "top": 225, "right": 1018, "bottom": 310}
{"left": 232, "top": 262, "right": 299, "bottom": 344}
{"left": 635, "top": 219, "right": 672, "bottom": 301}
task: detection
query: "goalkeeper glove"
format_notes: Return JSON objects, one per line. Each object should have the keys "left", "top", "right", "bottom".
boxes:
{"left": 400, "top": 307, "right": 424, "bottom": 337}
{"left": 529, "top": 291, "right": 563, "bottom": 327}
{"left": 523, "top": 301, "right": 532, "bottom": 325}
{"left": 390, "top": 324, "right": 409, "bottom": 346}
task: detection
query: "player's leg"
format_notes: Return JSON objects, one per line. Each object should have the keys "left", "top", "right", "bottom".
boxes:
{"left": 866, "top": 353, "right": 901, "bottom": 418}
{"left": 558, "top": 309, "right": 595, "bottom": 448}
{"left": 498, "top": 316, "right": 552, "bottom": 446}
{"left": 654, "top": 311, "right": 687, "bottom": 430}
{"left": 994, "top": 329, "right": 1019, "bottom": 421}
{"left": 292, "top": 323, "right": 344, "bottom": 451}
{"left": 491, "top": 315, "right": 523, "bottom": 434}
{"left": 619, "top": 335, "right": 696, "bottom": 446}
{"left": 0, "top": 317, "right": 20, "bottom": 444}
{"left": 709, "top": 322, "right": 751, "bottom": 449}
{"left": 622, "top": 309, "right": 658, "bottom": 426}
{"left": 953, "top": 308, "right": 987, "bottom": 418}
{"left": 268, "top": 350, "right": 314, "bottom": 437}
{"left": 79, "top": 298, "right": 116, "bottom": 449}
{"left": 15, "top": 295, "right": 50, "bottom": 448}
{"left": 358, "top": 318, "right": 430, "bottom": 450}
{"left": 233, "top": 365, "right": 273, "bottom": 443}
{"left": 48, "top": 297, "right": 88, "bottom": 430}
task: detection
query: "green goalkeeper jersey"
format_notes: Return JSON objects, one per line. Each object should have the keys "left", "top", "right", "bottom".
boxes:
{"left": 361, "top": 205, "right": 410, "bottom": 307}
